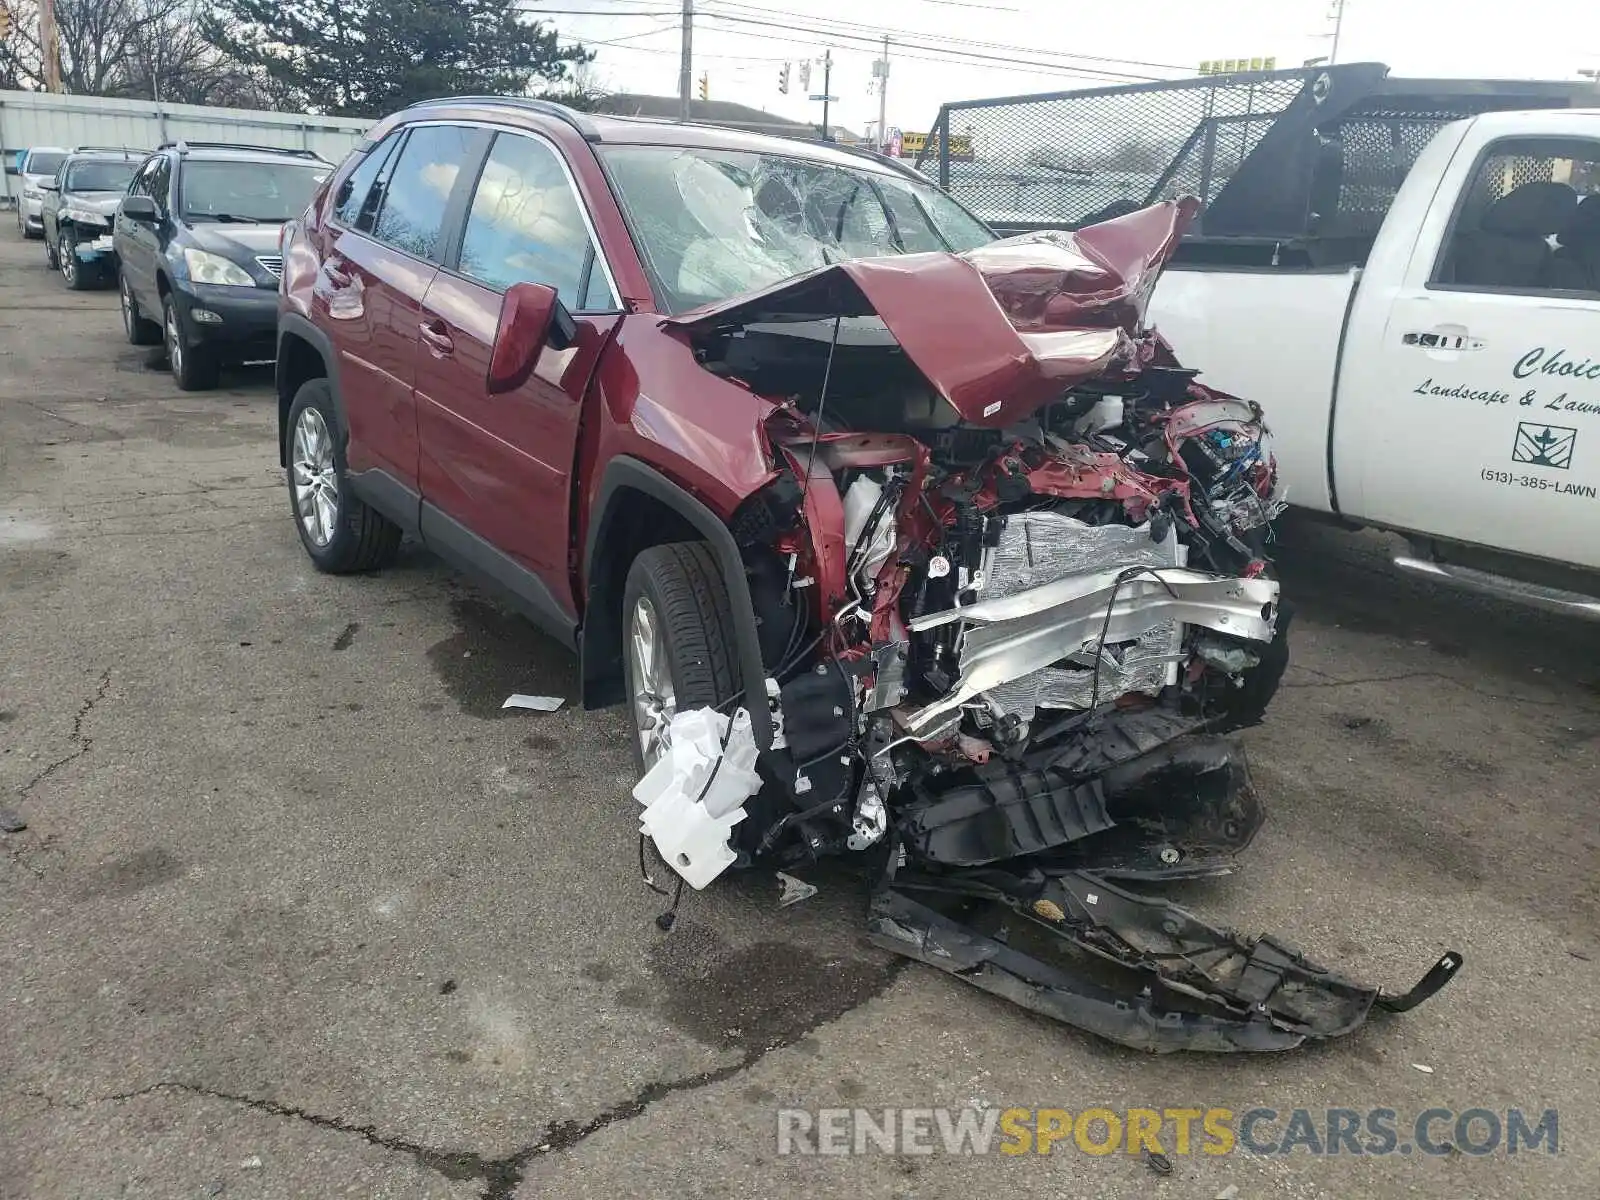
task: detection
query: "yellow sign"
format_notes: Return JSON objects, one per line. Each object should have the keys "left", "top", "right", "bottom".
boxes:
{"left": 1200, "top": 56, "right": 1278, "bottom": 75}
{"left": 898, "top": 131, "right": 974, "bottom": 161}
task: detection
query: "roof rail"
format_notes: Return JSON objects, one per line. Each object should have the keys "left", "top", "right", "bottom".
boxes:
{"left": 157, "top": 140, "right": 328, "bottom": 160}
{"left": 72, "top": 145, "right": 148, "bottom": 156}
{"left": 403, "top": 95, "right": 601, "bottom": 141}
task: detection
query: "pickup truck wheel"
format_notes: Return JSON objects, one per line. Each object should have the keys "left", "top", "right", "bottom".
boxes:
{"left": 120, "top": 272, "right": 162, "bottom": 345}
{"left": 622, "top": 543, "right": 740, "bottom": 774}
{"left": 286, "top": 379, "right": 402, "bottom": 574}
{"left": 163, "top": 293, "right": 221, "bottom": 391}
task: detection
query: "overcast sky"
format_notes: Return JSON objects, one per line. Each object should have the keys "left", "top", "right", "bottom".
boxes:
{"left": 534, "top": 0, "right": 1600, "bottom": 138}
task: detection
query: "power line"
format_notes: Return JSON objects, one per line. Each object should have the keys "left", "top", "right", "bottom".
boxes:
{"left": 527, "top": 1, "right": 1186, "bottom": 76}
{"left": 694, "top": 13, "right": 1169, "bottom": 82}
{"left": 912, "top": 0, "right": 1020, "bottom": 10}
{"left": 701, "top": 1, "right": 1187, "bottom": 74}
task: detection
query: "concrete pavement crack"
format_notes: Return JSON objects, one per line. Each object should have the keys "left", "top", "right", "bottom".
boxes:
{"left": 16, "top": 670, "right": 112, "bottom": 802}
{"left": 47, "top": 962, "right": 906, "bottom": 1198}
{"left": 1284, "top": 669, "right": 1598, "bottom": 710}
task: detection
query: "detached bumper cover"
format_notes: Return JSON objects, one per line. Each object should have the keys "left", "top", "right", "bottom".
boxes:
{"left": 868, "top": 870, "right": 1462, "bottom": 1053}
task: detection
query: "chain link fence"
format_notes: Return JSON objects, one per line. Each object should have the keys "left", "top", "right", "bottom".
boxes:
{"left": 914, "top": 68, "right": 1590, "bottom": 242}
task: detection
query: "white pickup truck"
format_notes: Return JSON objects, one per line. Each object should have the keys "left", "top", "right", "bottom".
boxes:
{"left": 923, "top": 66, "right": 1600, "bottom": 615}
{"left": 1149, "top": 107, "right": 1600, "bottom": 615}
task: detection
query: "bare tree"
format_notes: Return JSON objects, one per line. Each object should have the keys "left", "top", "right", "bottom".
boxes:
{"left": 0, "top": 0, "right": 252, "bottom": 103}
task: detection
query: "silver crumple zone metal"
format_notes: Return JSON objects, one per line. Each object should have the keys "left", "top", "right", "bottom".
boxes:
{"left": 903, "top": 569, "right": 1279, "bottom": 734}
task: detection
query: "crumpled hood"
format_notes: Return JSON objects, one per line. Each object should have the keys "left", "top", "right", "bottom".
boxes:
{"left": 63, "top": 192, "right": 125, "bottom": 217}
{"left": 666, "top": 198, "right": 1200, "bottom": 429}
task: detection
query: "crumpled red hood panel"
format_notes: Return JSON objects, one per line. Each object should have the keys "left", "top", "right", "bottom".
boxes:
{"left": 665, "top": 198, "right": 1200, "bottom": 428}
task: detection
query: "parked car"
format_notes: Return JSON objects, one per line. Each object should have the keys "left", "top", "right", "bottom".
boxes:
{"left": 14, "top": 146, "right": 69, "bottom": 240}
{"left": 113, "top": 141, "right": 334, "bottom": 390}
{"left": 273, "top": 97, "right": 1458, "bottom": 1054}
{"left": 39, "top": 148, "right": 143, "bottom": 290}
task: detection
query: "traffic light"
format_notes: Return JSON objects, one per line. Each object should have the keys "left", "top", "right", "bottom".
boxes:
{"left": 779, "top": 62, "right": 790, "bottom": 94}
{"left": 698, "top": 72, "right": 709, "bottom": 101}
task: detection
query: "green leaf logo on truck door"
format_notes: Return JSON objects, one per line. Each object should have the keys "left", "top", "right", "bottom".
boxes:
{"left": 1511, "top": 422, "right": 1577, "bottom": 470}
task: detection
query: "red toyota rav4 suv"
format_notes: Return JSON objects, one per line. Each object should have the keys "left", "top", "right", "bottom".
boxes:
{"left": 276, "top": 97, "right": 1461, "bottom": 1052}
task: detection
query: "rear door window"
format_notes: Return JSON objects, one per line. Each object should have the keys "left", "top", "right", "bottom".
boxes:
{"left": 372, "top": 125, "right": 477, "bottom": 261}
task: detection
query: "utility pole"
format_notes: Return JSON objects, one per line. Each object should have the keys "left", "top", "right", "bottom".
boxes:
{"left": 875, "top": 35, "right": 890, "bottom": 152}
{"left": 678, "top": 0, "right": 693, "bottom": 122}
{"left": 40, "top": 0, "right": 62, "bottom": 93}
{"left": 1327, "top": 0, "right": 1346, "bottom": 65}
{"left": 812, "top": 48, "right": 834, "bottom": 142}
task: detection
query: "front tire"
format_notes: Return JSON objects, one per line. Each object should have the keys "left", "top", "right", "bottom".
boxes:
{"left": 120, "top": 271, "right": 162, "bottom": 345}
{"left": 43, "top": 228, "right": 59, "bottom": 269}
{"left": 58, "top": 228, "right": 90, "bottom": 291}
{"left": 163, "top": 293, "right": 220, "bottom": 391}
{"left": 621, "top": 543, "right": 741, "bottom": 775}
{"left": 285, "top": 379, "right": 402, "bottom": 573}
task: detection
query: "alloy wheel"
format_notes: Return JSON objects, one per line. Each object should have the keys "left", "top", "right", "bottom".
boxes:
{"left": 59, "top": 233, "right": 75, "bottom": 285}
{"left": 627, "top": 595, "right": 676, "bottom": 770}
{"left": 164, "top": 303, "right": 183, "bottom": 378}
{"left": 290, "top": 406, "right": 339, "bottom": 547}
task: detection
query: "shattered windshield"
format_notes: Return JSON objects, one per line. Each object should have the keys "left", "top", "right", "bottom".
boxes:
{"left": 598, "top": 145, "right": 994, "bottom": 313}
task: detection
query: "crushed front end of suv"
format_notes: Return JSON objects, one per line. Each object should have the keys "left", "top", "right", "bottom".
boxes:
{"left": 645, "top": 201, "right": 1458, "bottom": 1052}
{"left": 278, "top": 104, "right": 1458, "bottom": 1054}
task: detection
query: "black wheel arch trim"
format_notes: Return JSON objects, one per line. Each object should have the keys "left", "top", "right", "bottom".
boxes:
{"left": 276, "top": 313, "right": 348, "bottom": 468}
{"left": 582, "top": 456, "right": 775, "bottom": 751}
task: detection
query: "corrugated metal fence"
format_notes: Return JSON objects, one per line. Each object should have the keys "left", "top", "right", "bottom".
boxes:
{"left": 1, "top": 90, "right": 372, "bottom": 204}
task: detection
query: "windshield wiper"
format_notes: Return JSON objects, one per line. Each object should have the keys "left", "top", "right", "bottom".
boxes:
{"left": 193, "top": 213, "right": 264, "bottom": 224}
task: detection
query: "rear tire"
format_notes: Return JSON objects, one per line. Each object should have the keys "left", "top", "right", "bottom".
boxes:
{"left": 120, "top": 271, "right": 162, "bottom": 345}
{"left": 621, "top": 542, "right": 741, "bottom": 776}
{"left": 163, "top": 292, "right": 221, "bottom": 391}
{"left": 285, "top": 379, "right": 402, "bottom": 574}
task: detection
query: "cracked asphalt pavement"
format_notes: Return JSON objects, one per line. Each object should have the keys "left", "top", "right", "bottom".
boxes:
{"left": 3, "top": 225, "right": 1600, "bottom": 1200}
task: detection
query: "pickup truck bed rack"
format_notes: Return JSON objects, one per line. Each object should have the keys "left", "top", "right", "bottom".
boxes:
{"left": 917, "top": 63, "right": 1592, "bottom": 265}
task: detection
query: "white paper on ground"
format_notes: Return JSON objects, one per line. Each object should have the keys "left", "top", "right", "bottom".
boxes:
{"left": 502, "top": 694, "right": 565, "bottom": 712}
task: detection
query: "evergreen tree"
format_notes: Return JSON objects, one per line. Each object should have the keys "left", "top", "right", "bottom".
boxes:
{"left": 202, "top": 0, "right": 592, "bottom": 117}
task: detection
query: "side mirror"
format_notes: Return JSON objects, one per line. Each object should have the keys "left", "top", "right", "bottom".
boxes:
{"left": 39, "top": 180, "right": 59, "bottom": 192}
{"left": 486, "top": 282, "right": 577, "bottom": 394}
{"left": 120, "top": 195, "right": 158, "bottom": 221}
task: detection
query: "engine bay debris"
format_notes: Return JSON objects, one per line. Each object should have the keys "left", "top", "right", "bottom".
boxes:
{"left": 637, "top": 200, "right": 1458, "bottom": 1050}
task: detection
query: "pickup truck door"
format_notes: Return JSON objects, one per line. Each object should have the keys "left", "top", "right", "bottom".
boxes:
{"left": 1334, "top": 115, "right": 1600, "bottom": 570}
{"left": 414, "top": 129, "right": 622, "bottom": 627}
